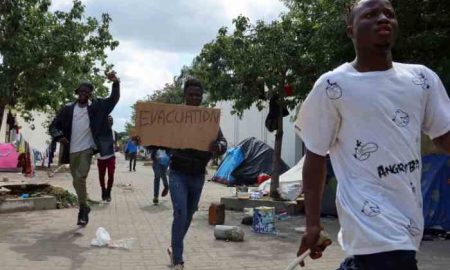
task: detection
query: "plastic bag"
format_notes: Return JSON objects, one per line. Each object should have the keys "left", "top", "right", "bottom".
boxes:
{"left": 91, "top": 227, "right": 136, "bottom": 250}
{"left": 278, "top": 183, "right": 302, "bottom": 201}
{"left": 91, "top": 227, "right": 111, "bottom": 247}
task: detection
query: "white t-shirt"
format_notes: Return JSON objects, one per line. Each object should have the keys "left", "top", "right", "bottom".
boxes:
{"left": 70, "top": 103, "right": 96, "bottom": 154}
{"left": 296, "top": 62, "right": 450, "bottom": 255}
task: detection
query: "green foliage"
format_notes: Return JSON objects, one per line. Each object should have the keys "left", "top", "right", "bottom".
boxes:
{"left": 125, "top": 77, "right": 185, "bottom": 134}
{"left": 0, "top": 0, "right": 119, "bottom": 115}
{"left": 149, "top": 82, "right": 184, "bottom": 105}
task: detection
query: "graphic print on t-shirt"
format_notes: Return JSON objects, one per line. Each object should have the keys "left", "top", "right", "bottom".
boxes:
{"left": 405, "top": 219, "right": 421, "bottom": 236}
{"left": 377, "top": 159, "right": 420, "bottom": 179}
{"left": 361, "top": 200, "right": 381, "bottom": 217}
{"left": 392, "top": 109, "right": 410, "bottom": 127}
{"left": 412, "top": 73, "right": 430, "bottom": 90}
{"left": 353, "top": 140, "right": 378, "bottom": 161}
{"left": 325, "top": 79, "right": 342, "bottom": 100}
{"left": 409, "top": 180, "right": 417, "bottom": 194}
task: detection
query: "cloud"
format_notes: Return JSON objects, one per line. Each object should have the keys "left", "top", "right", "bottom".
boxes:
{"left": 81, "top": 0, "right": 286, "bottom": 54}
{"left": 50, "top": 0, "right": 287, "bottom": 132}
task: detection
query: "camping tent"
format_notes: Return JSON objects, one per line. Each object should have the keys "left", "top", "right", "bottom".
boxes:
{"left": 213, "top": 137, "right": 290, "bottom": 186}
{"left": 0, "top": 143, "right": 19, "bottom": 172}
{"left": 422, "top": 154, "right": 450, "bottom": 230}
{"left": 259, "top": 156, "right": 338, "bottom": 216}
{"left": 259, "top": 156, "right": 304, "bottom": 200}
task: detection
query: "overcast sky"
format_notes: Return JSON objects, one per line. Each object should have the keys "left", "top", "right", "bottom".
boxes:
{"left": 51, "top": 0, "right": 287, "bottom": 132}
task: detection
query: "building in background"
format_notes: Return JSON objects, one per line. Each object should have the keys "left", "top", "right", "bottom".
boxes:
{"left": 215, "top": 101, "right": 303, "bottom": 167}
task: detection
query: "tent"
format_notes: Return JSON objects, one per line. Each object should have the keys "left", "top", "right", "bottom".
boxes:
{"left": 0, "top": 143, "right": 20, "bottom": 172}
{"left": 259, "top": 156, "right": 304, "bottom": 200}
{"left": 259, "top": 155, "right": 338, "bottom": 216}
{"left": 421, "top": 154, "right": 450, "bottom": 230}
{"left": 213, "top": 137, "right": 290, "bottom": 186}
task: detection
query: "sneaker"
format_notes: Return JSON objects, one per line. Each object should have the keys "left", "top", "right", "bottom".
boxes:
{"left": 77, "top": 206, "right": 90, "bottom": 226}
{"left": 101, "top": 189, "right": 107, "bottom": 201}
{"left": 78, "top": 206, "right": 91, "bottom": 226}
{"left": 77, "top": 207, "right": 85, "bottom": 226}
{"left": 106, "top": 189, "right": 112, "bottom": 202}
{"left": 153, "top": 197, "right": 159, "bottom": 205}
{"left": 173, "top": 264, "right": 184, "bottom": 270}
{"left": 161, "top": 186, "right": 169, "bottom": 197}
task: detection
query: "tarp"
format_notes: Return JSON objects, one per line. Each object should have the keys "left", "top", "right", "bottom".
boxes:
{"left": 259, "top": 155, "right": 338, "bottom": 215}
{"left": 0, "top": 143, "right": 20, "bottom": 172}
{"left": 421, "top": 154, "right": 450, "bottom": 230}
{"left": 212, "top": 147, "right": 245, "bottom": 185}
{"left": 213, "top": 137, "right": 290, "bottom": 186}
{"left": 259, "top": 156, "right": 304, "bottom": 200}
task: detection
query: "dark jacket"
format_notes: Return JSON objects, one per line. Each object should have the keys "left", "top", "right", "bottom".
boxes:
{"left": 170, "top": 129, "right": 227, "bottom": 175}
{"left": 49, "top": 81, "right": 120, "bottom": 164}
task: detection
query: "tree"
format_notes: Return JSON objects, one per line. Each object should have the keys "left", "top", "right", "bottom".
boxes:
{"left": 125, "top": 77, "right": 185, "bottom": 136}
{"left": 184, "top": 0, "right": 450, "bottom": 199}
{"left": 283, "top": 0, "right": 450, "bottom": 89}
{"left": 186, "top": 15, "right": 314, "bottom": 198}
{"left": 0, "top": 0, "right": 119, "bottom": 130}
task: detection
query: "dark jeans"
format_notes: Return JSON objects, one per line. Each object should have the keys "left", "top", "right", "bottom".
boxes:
{"left": 129, "top": 152, "right": 137, "bottom": 171}
{"left": 169, "top": 169, "right": 205, "bottom": 265}
{"left": 97, "top": 157, "right": 116, "bottom": 190}
{"left": 153, "top": 162, "right": 168, "bottom": 198}
{"left": 337, "top": 250, "right": 418, "bottom": 270}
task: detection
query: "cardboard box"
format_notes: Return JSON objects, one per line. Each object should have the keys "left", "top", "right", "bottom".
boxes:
{"left": 135, "top": 102, "right": 221, "bottom": 151}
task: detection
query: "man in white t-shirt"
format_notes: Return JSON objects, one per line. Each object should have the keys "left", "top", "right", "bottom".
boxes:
{"left": 296, "top": 1, "right": 450, "bottom": 269}
{"left": 50, "top": 72, "right": 120, "bottom": 226}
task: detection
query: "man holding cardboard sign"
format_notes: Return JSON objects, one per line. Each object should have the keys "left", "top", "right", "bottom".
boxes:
{"left": 137, "top": 78, "right": 226, "bottom": 270}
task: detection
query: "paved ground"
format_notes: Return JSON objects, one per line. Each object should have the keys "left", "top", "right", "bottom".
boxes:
{"left": 0, "top": 155, "right": 449, "bottom": 270}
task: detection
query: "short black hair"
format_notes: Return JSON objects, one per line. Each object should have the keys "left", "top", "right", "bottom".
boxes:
{"left": 346, "top": 0, "right": 393, "bottom": 25}
{"left": 346, "top": 0, "right": 361, "bottom": 25}
{"left": 76, "top": 81, "right": 94, "bottom": 93}
{"left": 183, "top": 77, "right": 203, "bottom": 95}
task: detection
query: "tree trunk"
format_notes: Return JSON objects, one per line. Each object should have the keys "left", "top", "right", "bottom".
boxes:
{"left": 0, "top": 102, "right": 5, "bottom": 133}
{"left": 270, "top": 106, "right": 284, "bottom": 199}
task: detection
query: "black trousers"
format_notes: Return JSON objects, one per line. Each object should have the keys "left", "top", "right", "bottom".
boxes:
{"left": 337, "top": 250, "right": 418, "bottom": 270}
{"left": 129, "top": 153, "right": 137, "bottom": 171}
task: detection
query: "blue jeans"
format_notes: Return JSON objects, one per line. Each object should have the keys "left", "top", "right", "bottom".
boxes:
{"left": 169, "top": 169, "right": 205, "bottom": 265}
{"left": 337, "top": 250, "right": 418, "bottom": 270}
{"left": 152, "top": 163, "right": 168, "bottom": 198}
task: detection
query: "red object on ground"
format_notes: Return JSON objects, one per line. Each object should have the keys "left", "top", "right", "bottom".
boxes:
{"left": 256, "top": 174, "right": 271, "bottom": 185}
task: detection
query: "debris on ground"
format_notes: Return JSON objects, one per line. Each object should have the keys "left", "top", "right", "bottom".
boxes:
{"left": 214, "top": 225, "right": 245, "bottom": 242}
{"left": 91, "top": 227, "right": 136, "bottom": 249}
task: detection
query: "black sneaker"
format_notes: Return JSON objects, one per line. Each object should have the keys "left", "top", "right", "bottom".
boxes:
{"left": 101, "top": 189, "right": 107, "bottom": 201}
{"left": 161, "top": 186, "right": 169, "bottom": 197}
{"left": 106, "top": 189, "right": 112, "bottom": 202}
{"left": 83, "top": 206, "right": 91, "bottom": 225}
{"left": 153, "top": 197, "right": 159, "bottom": 205}
{"left": 77, "top": 207, "right": 86, "bottom": 226}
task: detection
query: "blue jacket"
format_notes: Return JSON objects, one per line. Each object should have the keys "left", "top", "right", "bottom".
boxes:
{"left": 125, "top": 140, "right": 138, "bottom": 154}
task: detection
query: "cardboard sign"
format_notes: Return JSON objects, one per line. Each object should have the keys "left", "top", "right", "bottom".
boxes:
{"left": 135, "top": 102, "right": 221, "bottom": 151}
